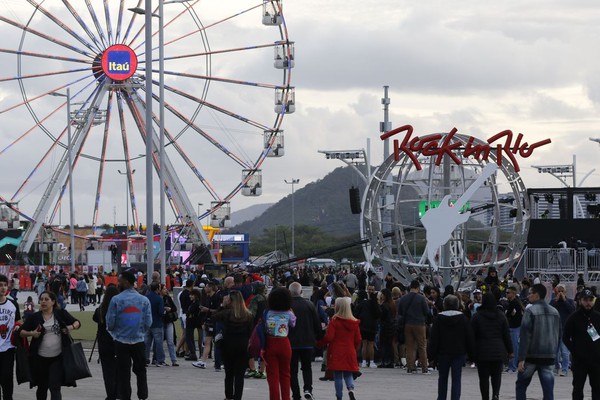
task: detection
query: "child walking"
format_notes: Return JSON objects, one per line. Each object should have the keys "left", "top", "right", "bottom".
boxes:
{"left": 318, "top": 296, "right": 361, "bottom": 400}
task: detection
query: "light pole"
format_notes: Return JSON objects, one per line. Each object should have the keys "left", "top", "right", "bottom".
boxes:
{"left": 284, "top": 178, "right": 299, "bottom": 256}
{"left": 130, "top": 0, "right": 187, "bottom": 283}
{"left": 49, "top": 89, "right": 76, "bottom": 273}
{"left": 197, "top": 203, "right": 203, "bottom": 218}
{"left": 118, "top": 169, "right": 136, "bottom": 232}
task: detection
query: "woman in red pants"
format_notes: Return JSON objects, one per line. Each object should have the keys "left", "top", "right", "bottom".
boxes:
{"left": 263, "top": 287, "right": 296, "bottom": 400}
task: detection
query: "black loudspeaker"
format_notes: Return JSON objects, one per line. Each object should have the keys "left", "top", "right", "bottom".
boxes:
{"left": 559, "top": 198, "right": 568, "bottom": 219}
{"left": 349, "top": 186, "right": 361, "bottom": 214}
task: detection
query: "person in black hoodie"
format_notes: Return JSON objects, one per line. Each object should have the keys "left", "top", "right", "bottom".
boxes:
{"left": 471, "top": 292, "right": 513, "bottom": 400}
{"left": 428, "top": 295, "right": 474, "bottom": 400}
{"left": 562, "top": 288, "right": 600, "bottom": 400}
{"left": 354, "top": 287, "right": 380, "bottom": 368}
{"left": 93, "top": 284, "right": 120, "bottom": 400}
{"left": 211, "top": 290, "right": 254, "bottom": 400}
{"left": 289, "top": 282, "right": 322, "bottom": 400}
{"left": 504, "top": 286, "right": 523, "bottom": 373}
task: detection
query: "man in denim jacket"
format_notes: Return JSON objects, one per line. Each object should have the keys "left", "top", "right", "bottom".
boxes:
{"left": 516, "top": 283, "right": 561, "bottom": 400}
{"left": 106, "top": 270, "right": 152, "bottom": 400}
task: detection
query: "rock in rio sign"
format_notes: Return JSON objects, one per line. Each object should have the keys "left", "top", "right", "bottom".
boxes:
{"left": 101, "top": 44, "right": 138, "bottom": 81}
{"left": 380, "top": 125, "right": 551, "bottom": 172}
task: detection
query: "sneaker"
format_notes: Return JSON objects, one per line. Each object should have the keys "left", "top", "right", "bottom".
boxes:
{"left": 314, "top": 356, "right": 323, "bottom": 362}
{"left": 303, "top": 391, "right": 314, "bottom": 400}
{"left": 406, "top": 368, "right": 416, "bottom": 374}
{"left": 171, "top": 362, "right": 179, "bottom": 367}
{"left": 368, "top": 362, "right": 377, "bottom": 369}
{"left": 192, "top": 361, "right": 206, "bottom": 369}
{"left": 156, "top": 361, "right": 168, "bottom": 367}
{"left": 559, "top": 370, "right": 567, "bottom": 377}
{"left": 348, "top": 390, "right": 356, "bottom": 400}
{"left": 215, "top": 366, "right": 222, "bottom": 372}
{"left": 254, "top": 372, "right": 267, "bottom": 379}
{"left": 470, "top": 363, "right": 476, "bottom": 369}
{"left": 361, "top": 361, "right": 367, "bottom": 368}
{"left": 421, "top": 369, "right": 431, "bottom": 374}
{"left": 244, "top": 370, "right": 258, "bottom": 378}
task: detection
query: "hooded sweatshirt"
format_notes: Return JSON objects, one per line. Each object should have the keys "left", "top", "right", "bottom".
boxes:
{"left": 471, "top": 307, "right": 513, "bottom": 361}
{"left": 428, "top": 310, "right": 474, "bottom": 360}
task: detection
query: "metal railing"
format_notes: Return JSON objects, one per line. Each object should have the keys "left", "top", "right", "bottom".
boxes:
{"left": 524, "top": 247, "right": 600, "bottom": 282}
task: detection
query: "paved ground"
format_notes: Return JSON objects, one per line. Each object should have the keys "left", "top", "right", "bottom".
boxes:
{"left": 12, "top": 354, "right": 593, "bottom": 400}
{"left": 12, "top": 291, "right": 595, "bottom": 399}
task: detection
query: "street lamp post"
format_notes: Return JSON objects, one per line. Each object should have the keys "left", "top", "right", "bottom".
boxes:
{"left": 50, "top": 89, "right": 76, "bottom": 273}
{"left": 284, "top": 178, "right": 299, "bottom": 256}
{"left": 118, "top": 169, "right": 136, "bottom": 232}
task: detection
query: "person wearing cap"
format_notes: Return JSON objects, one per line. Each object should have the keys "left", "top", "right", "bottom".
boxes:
{"left": 563, "top": 288, "right": 600, "bottom": 400}
{"left": 470, "top": 289, "right": 483, "bottom": 316}
{"left": 105, "top": 270, "right": 153, "bottom": 400}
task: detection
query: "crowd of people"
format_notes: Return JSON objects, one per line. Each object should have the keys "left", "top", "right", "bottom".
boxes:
{"left": 0, "top": 264, "right": 599, "bottom": 400}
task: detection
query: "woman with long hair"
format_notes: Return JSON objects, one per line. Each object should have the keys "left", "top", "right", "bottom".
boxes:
{"left": 263, "top": 287, "right": 296, "bottom": 400}
{"left": 212, "top": 290, "right": 254, "bottom": 400}
{"left": 19, "top": 290, "right": 81, "bottom": 400}
{"left": 354, "top": 287, "right": 380, "bottom": 368}
{"left": 377, "top": 288, "right": 397, "bottom": 368}
{"left": 318, "top": 297, "right": 361, "bottom": 400}
{"left": 93, "top": 284, "right": 120, "bottom": 400}
{"left": 161, "top": 284, "right": 179, "bottom": 367}
{"left": 471, "top": 292, "right": 513, "bottom": 400}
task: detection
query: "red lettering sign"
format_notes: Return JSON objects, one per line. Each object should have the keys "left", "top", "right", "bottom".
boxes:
{"left": 380, "top": 125, "right": 551, "bottom": 172}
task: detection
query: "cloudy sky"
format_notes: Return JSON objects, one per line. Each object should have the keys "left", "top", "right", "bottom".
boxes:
{"left": 1, "top": 0, "right": 600, "bottom": 227}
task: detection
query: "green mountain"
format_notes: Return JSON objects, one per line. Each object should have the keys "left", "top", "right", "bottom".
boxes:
{"left": 227, "top": 166, "right": 367, "bottom": 240}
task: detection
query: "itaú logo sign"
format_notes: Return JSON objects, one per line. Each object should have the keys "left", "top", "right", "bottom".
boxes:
{"left": 101, "top": 44, "right": 138, "bottom": 81}
{"left": 380, "top": 125, "right": 551, "bottom": 172}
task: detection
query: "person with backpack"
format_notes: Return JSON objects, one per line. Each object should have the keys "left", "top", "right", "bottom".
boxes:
{"left": 246, "top": 283, "right": 267, "bottom": 379}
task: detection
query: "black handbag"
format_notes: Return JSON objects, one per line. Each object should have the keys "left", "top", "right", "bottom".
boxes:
{"left": 62, "top": 335, "right": 92, "bottom": 384}
{"left": 15, "top": 336, "right": 31, "bottom": 385}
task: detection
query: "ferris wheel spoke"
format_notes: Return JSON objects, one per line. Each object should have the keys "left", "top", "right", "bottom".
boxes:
{"left": 153, "top": 3, "right": 263, "bottom": 53}
{"left": 0, "top": 48, "right": 89, "bottom": 64}
{"left": 157, "top": 68, "right": 283, "bottom": 90}
{"left": 0, "top": 15, "right": 96, "bottom": 58}
{"left": 119, "top": 0, "right": 142, "bottom": 45}
{"left": 91, "top": 91, "right": 115, "bottom": 229}
{"left": 115, "top": 92, "right": 140, "bottom": 229}
{"left": 161, "top": 83, "right": 271, "bottom": 132}
{"left": 162, "top": 42, "right": 277, "bottom": 62}
{"left": 10, "top": 126, "right": 69, "bottom": 202}
{"left": 61, "top": 0, "right": 106, "bottom": 52}
{"left": 0, "top": 74, "right": 92, "bottom": 116}
{"left": 25, "top": 0, "right": 101, "bottom": 54}
{"left": 0, "top": 67, "right": 90, "bottom": 83}
{"left": 150, "top": 91, "right": 252, "bottom": 169}
{"left": 102, "top": 0, "right": 115, "bottom": 45}
{"left": 113, "top": 0, "right": 126, "bottom": 44}
{"left": 83, "top": 0, "right": 109, "bottom": 49}
{"left": 0, "top": 105, "right": 66, "bottom": 156}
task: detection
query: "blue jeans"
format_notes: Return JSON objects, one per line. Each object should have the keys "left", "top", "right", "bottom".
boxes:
{"left": 555, "top": 340, "right": 570, "bottom": 373}
{"left": 509, "top": 327, "right": 520, "bottom": 372}
{"left": 333, "top": 371, "right": 354, "bottom": 400}
{"left": 144, "top": 327, "right": 165, "bottom": 364}
{"left": 164, "top": 322, "right": 177, "bottom": 364}
{"left": 515, "top": 362, "right": 554, "bottom": 400}
{"left": 436, "top": 354, "right": 465, "bottom": 400}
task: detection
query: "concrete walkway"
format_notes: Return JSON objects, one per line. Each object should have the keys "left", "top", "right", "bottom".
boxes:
{"left": 12, "top": 355, "right": 591, "bottom": 400}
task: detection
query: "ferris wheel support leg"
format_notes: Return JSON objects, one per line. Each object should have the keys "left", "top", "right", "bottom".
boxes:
{"left": 17, "top": 86, "right": 108, "bottom": 259}
{"left": 127, "top": 94, "right": 215, "bottom": 263}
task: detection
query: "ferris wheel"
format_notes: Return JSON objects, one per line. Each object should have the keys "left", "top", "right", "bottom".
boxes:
{"left": 0, "top": 0, "right": 294, "bottom": 257}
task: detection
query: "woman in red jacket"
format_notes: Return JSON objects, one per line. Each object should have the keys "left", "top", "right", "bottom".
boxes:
{"left": 318, "top": 296, "right": 361, "bottom": 400}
